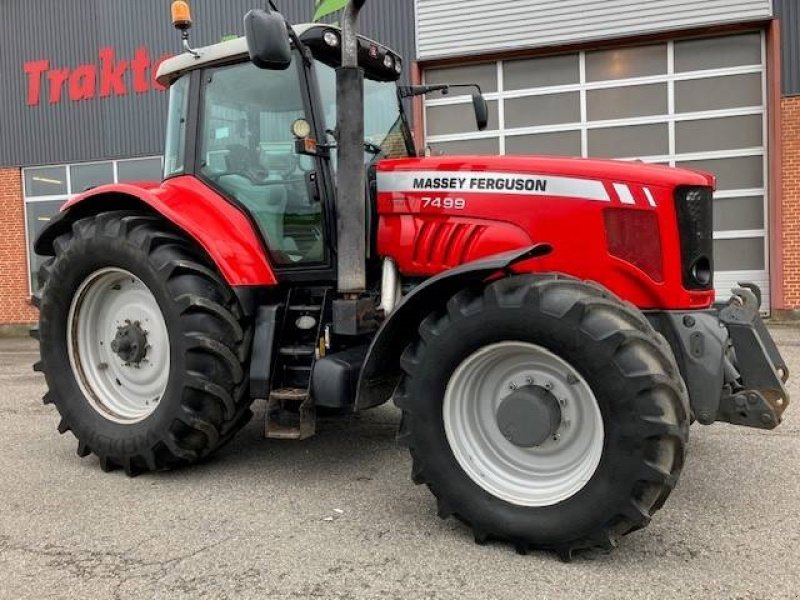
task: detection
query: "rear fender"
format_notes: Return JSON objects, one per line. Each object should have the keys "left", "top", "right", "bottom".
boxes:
{"left": 355, "top": 244, "right": 552, "bottom": 410}
{"left": 34, "top": 177, "right": 277, "bottom": 287}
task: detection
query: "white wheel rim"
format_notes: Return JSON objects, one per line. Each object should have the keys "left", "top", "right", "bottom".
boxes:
{"left": 67, "top": 268, "right": 170, "bottom": 424}
{"left": 443, "top": 342, "right": 604, "bottom": 507}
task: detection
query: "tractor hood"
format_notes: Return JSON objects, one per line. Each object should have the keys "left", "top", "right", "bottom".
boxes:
{"left": 375, "top": 153, "right": 718, "bottom": 310}
{"left": 377, "top": 155, "right": 715, "bottom": 190}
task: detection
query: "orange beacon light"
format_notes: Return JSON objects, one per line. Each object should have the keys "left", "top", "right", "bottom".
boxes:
{"left": 171, "top": 1, "right": 192, "bottom": 31}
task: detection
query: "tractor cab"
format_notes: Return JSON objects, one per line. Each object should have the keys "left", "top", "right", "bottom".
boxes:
{"left": 157, "top": 23, "right": 416, "bottom": 273}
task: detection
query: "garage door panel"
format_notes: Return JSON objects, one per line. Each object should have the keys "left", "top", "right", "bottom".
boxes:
{"left": 714, "top": 238, "right": 765, "bottom": 271}
{"left": 505, "top": 130, "right": 582, "bottom": 156}
{"left": 586, "top": 43, "right": 667, "bottom": 81}
{"left": 429, "top": 138, "right": 500, "bottom": 155}
{"left": 675, "top": 114, "right": 763, "bottom": 154}
{"left": 587, "top": 84, "right": 668, "bottom": 121}
{"left": 678, "top": 156, "right": 764, "bottom": 191}
{"left": 504, "top": 54, "right": 579, "bottom": 90}
{"left": 427, "top": 101, "right": 500, "bottom": 136}
{"left": 505, "top": 92, "right": 581, "bottom": 128}
{"left": 588, "top": 123, "right": 669, "bottom": 158}
{"left": 674, "top": 32, "right": 762, "bottom": 72}
{"left": 424, "top": 63, "right": 498, "bottom": 97}
{"left": 713, "top": 196, "right": 765, "bottom": 231}
{"left": 675, "top": 73, "right": 763, "bottom": 113}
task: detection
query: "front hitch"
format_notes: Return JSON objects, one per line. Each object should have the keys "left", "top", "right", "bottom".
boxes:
{"left": 716, "top": 287, "right": 789, "bottom": 428}
{"left": 647, "top": 284, "right": 790, "bottom": 430}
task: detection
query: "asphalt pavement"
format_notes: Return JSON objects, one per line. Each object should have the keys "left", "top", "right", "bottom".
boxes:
{"left": 1, "top": 330, "right": 799, "bottom": 599}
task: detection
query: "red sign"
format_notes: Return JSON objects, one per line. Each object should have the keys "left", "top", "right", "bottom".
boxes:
{"left": 23, "top": 47, "right": 174, "bottom": 106}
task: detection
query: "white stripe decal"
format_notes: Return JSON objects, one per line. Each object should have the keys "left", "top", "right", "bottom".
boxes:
{"left": 613, "top": 183, "right": 635, "bottom": 205}
{"left": 643, "top": 187, "right": 657, "bottom": 207}
{"left": 377, "top": 171, "right": 610, "bottom": 202}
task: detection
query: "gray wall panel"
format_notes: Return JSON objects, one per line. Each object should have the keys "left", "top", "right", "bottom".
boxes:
{"left": 0, "top": 0, "right": 415, "bottom": 167}
{"left": 775, "top": 0, "right": 800, "bottom": 96}
{"left": 415, "top": 0, "right": 773, "bottom": 60}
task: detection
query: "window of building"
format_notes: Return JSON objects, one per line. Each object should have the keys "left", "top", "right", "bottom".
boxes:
{"left": 23, "top": 156, "right": 164, "bottom": 294}
{"left": 423, "top": 30, "right": 769, "bottom": 307}
{"left": 24, "top": 167, "right": 68, "bottom": 198}
{"left": 118, "top": 157, "right": 164, "bottom": 183}
{"left": 69, "top": 162, "right": 114, "bottom": 193}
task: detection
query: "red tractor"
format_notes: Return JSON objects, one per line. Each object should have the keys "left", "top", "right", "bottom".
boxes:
{"left": 33, "top": 1, "right": 789, "bottom": 558}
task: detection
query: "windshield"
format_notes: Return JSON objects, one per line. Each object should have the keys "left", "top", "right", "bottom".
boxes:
{"left": 315, "top": 60, "right": 413, "bottom": 163}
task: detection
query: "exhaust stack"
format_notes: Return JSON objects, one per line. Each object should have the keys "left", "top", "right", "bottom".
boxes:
{"left": 336, "top": 0, "right": 367, "bottom": 294}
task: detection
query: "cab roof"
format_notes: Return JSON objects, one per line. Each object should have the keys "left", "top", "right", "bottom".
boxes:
{"left": 156, "top": 23, "right": 400, "bottom": 86}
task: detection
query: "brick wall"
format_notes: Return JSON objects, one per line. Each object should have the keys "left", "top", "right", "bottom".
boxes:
{"left": 0, "top": 168, "right": 36, "bottom": 324}
{"left": 782, "top": 96, "right": 800, "bottom": 310}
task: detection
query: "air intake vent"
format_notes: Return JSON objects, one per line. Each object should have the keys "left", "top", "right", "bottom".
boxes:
{"left": 674, "top": 186, "right": 714, "bottom": 290}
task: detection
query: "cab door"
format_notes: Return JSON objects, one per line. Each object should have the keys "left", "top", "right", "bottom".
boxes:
{"left": 197, "top": 58, "right": 330, "bottom": 271}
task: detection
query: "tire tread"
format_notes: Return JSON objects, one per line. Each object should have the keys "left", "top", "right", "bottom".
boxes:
{"left": 395, "top": 274, "right": 688, "bottom": 559}
{"left": 34, "top": 210, "right": 253, "bottom": 475}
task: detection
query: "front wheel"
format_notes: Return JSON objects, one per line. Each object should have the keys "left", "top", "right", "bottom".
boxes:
{"left": 35, "top": 211, "right": 253, "bottom": 475}
{"left": 396, "top": 275, "right": 689, "bottom": 559}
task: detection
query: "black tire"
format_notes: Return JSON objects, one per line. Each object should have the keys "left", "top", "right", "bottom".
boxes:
{"left": 34, "top": 211, "right": 253, "bottom": 476}
{"left": 395, "top": 274, "right": 689, "bottom": 559}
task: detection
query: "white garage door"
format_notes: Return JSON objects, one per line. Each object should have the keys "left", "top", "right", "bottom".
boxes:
{"left": 423, "top": 31, "right": 769, "bottom": 306}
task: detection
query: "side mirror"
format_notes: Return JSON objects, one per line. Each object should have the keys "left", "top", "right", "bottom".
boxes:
{"left": 472, "top": 93, "right": 489, "bottom": 131}
{"left": 244, "top": 8, "right": 292, "bottom": 70}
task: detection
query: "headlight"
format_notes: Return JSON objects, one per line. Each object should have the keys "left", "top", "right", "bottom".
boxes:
{"left": 323, "top": 31, "right": 339, "bottom": 47}
{"left": 394, "top": 59, "right": 402, "bottom": 74}
{"left": 383, "top": 55, "right": 394, "bottom": 70}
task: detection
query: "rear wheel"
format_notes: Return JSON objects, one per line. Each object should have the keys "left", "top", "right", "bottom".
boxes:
{"left": 35, "top": 211, "right": 253, "bottom": 475}
{"left": 396, "top": 275, "right": 689, "bottom": 559}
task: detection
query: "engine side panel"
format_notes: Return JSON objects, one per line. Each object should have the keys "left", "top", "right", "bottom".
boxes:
{"left": 376, "top": 156, "right": 715, "bottom": 310}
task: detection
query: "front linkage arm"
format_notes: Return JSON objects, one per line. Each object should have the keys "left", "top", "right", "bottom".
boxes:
{"left": 716, "top": 286, "right": 789, "bottom": 428}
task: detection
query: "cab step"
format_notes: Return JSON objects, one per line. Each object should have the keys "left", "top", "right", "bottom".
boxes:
{"left": 266, "top": 387, "right": 315, "bottom": 440}
{"left": 264, "top": 287, "right": 330, "bottom": 441}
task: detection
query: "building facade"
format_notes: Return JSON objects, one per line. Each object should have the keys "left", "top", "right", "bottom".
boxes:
{"left": 0, "top": 0, "right": 797, "bottom": 326}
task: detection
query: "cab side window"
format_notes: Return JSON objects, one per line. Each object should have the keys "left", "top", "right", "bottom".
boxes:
{"left": 199, "top": 61, "right": 325, "bottom": 267}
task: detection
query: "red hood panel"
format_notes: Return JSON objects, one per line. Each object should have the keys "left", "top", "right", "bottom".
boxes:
{"left": 375, "top": 155, "right": 715, "bottom": 310}
{"left": 378, "top": 155, "right": 715, "bottom": 189}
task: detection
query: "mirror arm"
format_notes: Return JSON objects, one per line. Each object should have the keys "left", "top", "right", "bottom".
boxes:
{"left": 398, "top": 83, "right": 483, "bottom": 98}
{"left": 398, "top": 84, "right": 449, "bottom": 98}
{"left": 282, "top": 16, "right": 312, "bottom": 66}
